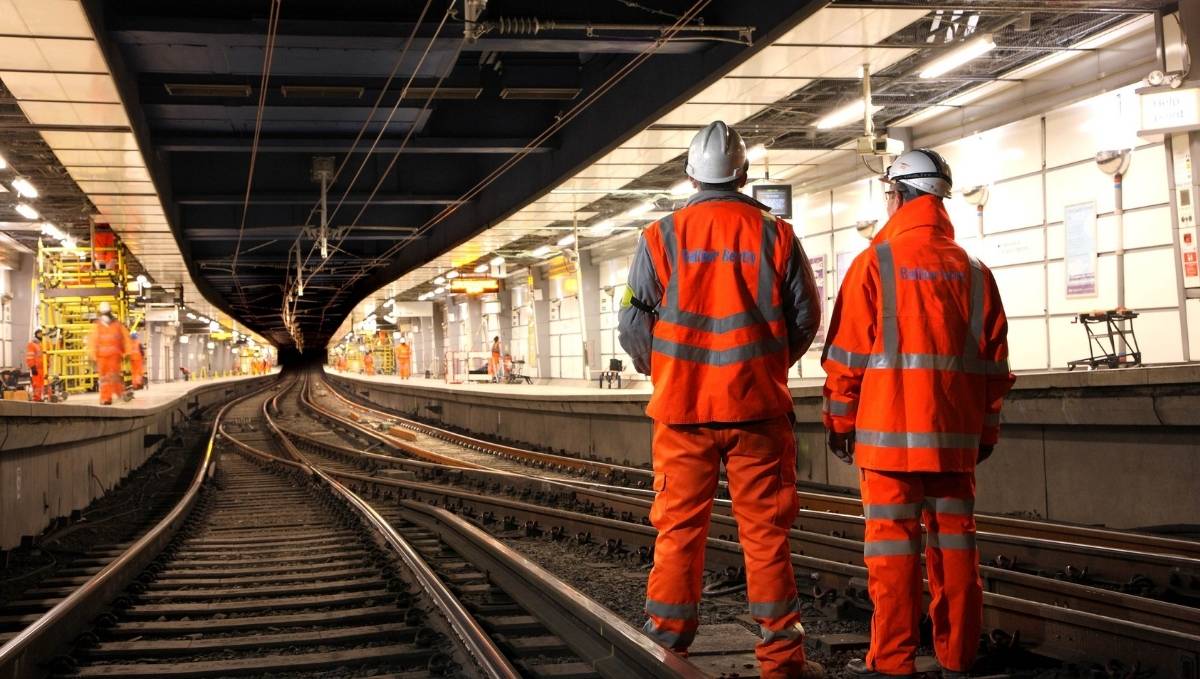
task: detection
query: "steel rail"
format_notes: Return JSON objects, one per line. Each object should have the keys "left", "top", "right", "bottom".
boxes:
{"left": 321, "top": 372, "right": 1200, "bottom": 559}
{"left": 263, "top": 375, "right": 701, "bottom": 679}
{"left": 0, "top": 375, "right": 282, "bottom": 679}
{"left": 319, "top": 464, "right": 1200, "bottom": 675}
{"left": 285, "top": 388, "right": 1200, "bottom": 636}
{"left": 261, "top": 382, "right": 522, "bottom": 679}
{"left": 316, "top": 375, "right": 1200, "bottom": 600}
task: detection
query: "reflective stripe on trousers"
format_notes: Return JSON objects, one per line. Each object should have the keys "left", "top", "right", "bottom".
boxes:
{"left": 642, "top": 618, "right": 695, "bottom": 649}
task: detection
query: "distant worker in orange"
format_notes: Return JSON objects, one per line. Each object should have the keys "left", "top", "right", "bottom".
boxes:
{"left": 397, "top": 338, "right": 412, "bottom": 379}
{"left": 87, "top": 301, "right": 133, "bottom": 405}
{"left": 489, "top": 335, "right": 501, "bottom": 382}
{"left": 619, "top": 121, "right": 823, "bottom": 679}
{"left": 25, "top": 328, "right": 45, "bottom": 402}
{"left": 363, "top": 350, "right": 375, "bottom": 376}
{"left": 129, "top": 331, "right": 146, "bottom": 389}
{"left": 822, "top": 149, "right": 1015, "bottom": 679}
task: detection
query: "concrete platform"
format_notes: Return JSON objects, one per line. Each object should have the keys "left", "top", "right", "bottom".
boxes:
{"left": 0, "top": 372, "right": 278, "bottom": 550}
{"left": 326, "top": 365, "right": 1200, "bottom": 530}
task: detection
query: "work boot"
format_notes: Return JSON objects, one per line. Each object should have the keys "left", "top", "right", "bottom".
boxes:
{"left": 100, "top": 400, "right": 112, "bottom": 406}
{"left": 846, "top": 658, "right": 914, "bottom": 678}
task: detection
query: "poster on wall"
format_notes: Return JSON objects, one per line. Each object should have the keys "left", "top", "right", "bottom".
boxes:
{"left": 809, "top": 255, "right": 827, "bottom": 346}
{"left": 835, "top": 251, "right": 855, "bottom": 291}
{"left": 1064, "top": 201, "right": 1098, "bottom": 297}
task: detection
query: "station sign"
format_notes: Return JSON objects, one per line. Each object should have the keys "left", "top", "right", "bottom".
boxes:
{"left": 450, "top": 275, "right": 500, "bottom": 295}
{"left": 1138, "top": 84, "right": 1200, "bottom": 136}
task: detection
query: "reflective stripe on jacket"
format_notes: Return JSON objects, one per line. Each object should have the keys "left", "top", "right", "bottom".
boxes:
{"left": 821, "top": 195, "right": 1015, "bottom": 472}
{"left": 618, "top": 190, "right": 821, "bottom": 424}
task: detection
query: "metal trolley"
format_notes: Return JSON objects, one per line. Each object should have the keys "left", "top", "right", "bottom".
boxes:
{"left": 1067, "top": 309, "right": 1142, "bottom": 370}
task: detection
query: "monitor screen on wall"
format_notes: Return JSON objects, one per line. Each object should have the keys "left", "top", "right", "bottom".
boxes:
{"left": 753, "top": 184, "right": 792, "bottom": 218}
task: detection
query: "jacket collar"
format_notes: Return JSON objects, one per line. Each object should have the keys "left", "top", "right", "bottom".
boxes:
{"left": 685, "top": 188, "right": 773, "bottom": 212}
{"left": 872, "top": 194, "right": 954, "bottom": 245}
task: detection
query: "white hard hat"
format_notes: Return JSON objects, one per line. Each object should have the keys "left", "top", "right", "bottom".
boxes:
{"left": 685, "top": 121, "right": 748, "bottom": 184}
{"left": 882, "top": 148, "right": 953, "bottom": 198}
{"left": 98, "top": 301, "right": 112, "bottom": 314}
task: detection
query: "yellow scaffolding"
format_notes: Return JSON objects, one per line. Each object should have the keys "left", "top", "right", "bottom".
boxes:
{"left": 371, "top": 331, "right": 395, "bottom": 375}
{"left": 37, "top": 241, "right": 135, "bottom": 394}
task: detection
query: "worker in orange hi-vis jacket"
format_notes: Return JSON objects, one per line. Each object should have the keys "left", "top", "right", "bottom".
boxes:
{"left": 363, "top": 350, "right": 375, "bottom": 376}
{"left": 822, "top": 149, "right": 1016, "bottom": 679}
{"left": 618, "top": 121, "right": 824, "bottom": 679}
{"left": 489, "top": 335, "right": 502, "bottom": 382}
{"left": 396, "top": 338, "right": 412, "bottom": 379}
{"left": 87, "top": 301, "right": 134, "bottom": 405}
{"left": 129, "top": 332, "right": 146, "bottom": 389}
{"left": 25, "top": 328, "right": 45, "bottom": 401}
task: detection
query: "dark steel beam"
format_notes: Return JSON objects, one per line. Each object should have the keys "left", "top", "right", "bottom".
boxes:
{"left": 176, "top": 194, "right": 463, "bottom": 206}
{"left": 155, "top": 136, "right": 554, "bottom": 153}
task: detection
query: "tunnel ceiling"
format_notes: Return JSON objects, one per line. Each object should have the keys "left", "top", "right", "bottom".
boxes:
{"left": 82, "top": 0, "right": 830, "bottom": 349}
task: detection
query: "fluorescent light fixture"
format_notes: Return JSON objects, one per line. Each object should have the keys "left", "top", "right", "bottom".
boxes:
{"left": 434, "top": 276, "right": 446, "bottom": 285}
{"left": 186, "top": 312, "right": 196, "bottom": 319}
{"left": 15, "top": 203, "right": 38, "bottom": 219}
{"left": 919, "top": 34, "right": 996, "bottom": 79}
{"left": 446, "top": 270, "right": 460, "bottom": 280}
{"left": 198, "top": 316, "right": 210, "bottom": 323}
{"left": 434, "top": 286, "right": 446, "bottom": 294}
{"left": 556, "top": 233, "right": 576, "bottom": 247}
{"left": 589, "top": 219, "right": 616, "bottom": 237}
{"left": 11, "top": 177, "right": 37, "bottom": 199}
{"left": 623, "top": 201, "right": 655, "bottom": 219}
{"left": 473, "top": 263, "right": 489, "bottom": 273}
{"left": 530, "top": 244, "right": 552, "bottom": 258}
{"left": 815, "top": 98, "right": 883, "bottom": 129}
{"left": 209, "top": 321, "right": 219, "bottom": 331}
{"left": 0, "top": 153, "right": 7, "bottom": 170}
{"left": 670, "top": 179, "right": 693, "bottom": 196}
{"left": 746, "top": 144, "right": 768, "bottom": 162}
{"left": 489, "top": 255, "right": 506, "bottom": 266}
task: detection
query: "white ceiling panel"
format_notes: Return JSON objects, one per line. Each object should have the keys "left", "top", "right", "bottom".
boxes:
{"left": 0, "top": 71, "right": 119, "bottom": 102}
{"left": 89, "top": 194, "right": 162, "bottom": 206}
{"left": 51, "top": 149, "right": 146, "bottom": 166}
{"left": 0, "top": 0, "right": 93, "bottom": 38}
{"left": 67, "top": 165, "right": 151, "bottom": 182}
{"left": 76, "top": 180, "right": 157, "bottom": 194}
{"left": 20, "top": 100, "right": 130, "bottom": 127}
{"left": 40, "top": 130, "right": 139, "bottom": 150}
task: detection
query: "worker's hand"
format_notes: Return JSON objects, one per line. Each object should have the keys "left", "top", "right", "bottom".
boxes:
{"left": 977, "top": 445, "right": 994, "bottom": 464}
{"left": 828, "top": 430, "right": 855, "bottom": 465}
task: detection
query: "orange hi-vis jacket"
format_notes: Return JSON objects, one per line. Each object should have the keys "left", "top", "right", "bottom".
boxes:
{"left": 618, "top": 190, "right": 821, "bottom": 424}
{"left": 25, "top": 340, "right": 42, "bottom": 371}
{"left": 822, "top": 195, "right": 1015, "bottom": 472}
{"left": 87, "top": 319, "right": 132, "bottom": 364}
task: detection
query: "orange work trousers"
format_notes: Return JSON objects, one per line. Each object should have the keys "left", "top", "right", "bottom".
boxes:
{"left": 130, "top": 355, "right": 145, "bottom": 389}
{"left": 29, "top": 371, "right": 44, "bottom": 401}
{"left": 860, "top": 469, "right": 982, "bottom": 675}
{"left": 399, "top": 363, "right": 411, "bottom": 379}
{"left": 643, "top": 416, "right": 807, "bottom": 679}
{"left": 97, "top": 357, "right": 124, "bottom": 404}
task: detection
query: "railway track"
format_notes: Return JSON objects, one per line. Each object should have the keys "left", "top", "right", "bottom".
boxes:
{"left": 306, "top": 371, "right": 1200, "bottom": 675}
{"left": 0, "top": 376, "right": 702, "bottom": 679}
{"left": 4, "top": 371, "right": 1198, "bottom": 678}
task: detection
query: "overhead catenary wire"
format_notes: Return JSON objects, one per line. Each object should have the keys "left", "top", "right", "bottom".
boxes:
{"left": 317, "top": 0, "right": 715, "bottom": 322}
{"left": 285, "top": 0, "right": 456, "bottom": 342}
{"left": 231, "top": 0, "right": 282, "bottom": 308}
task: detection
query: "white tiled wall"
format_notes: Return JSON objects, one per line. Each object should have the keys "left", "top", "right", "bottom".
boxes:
{"left": 795, "top": 83, "right": 1189, "bottom": 371}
